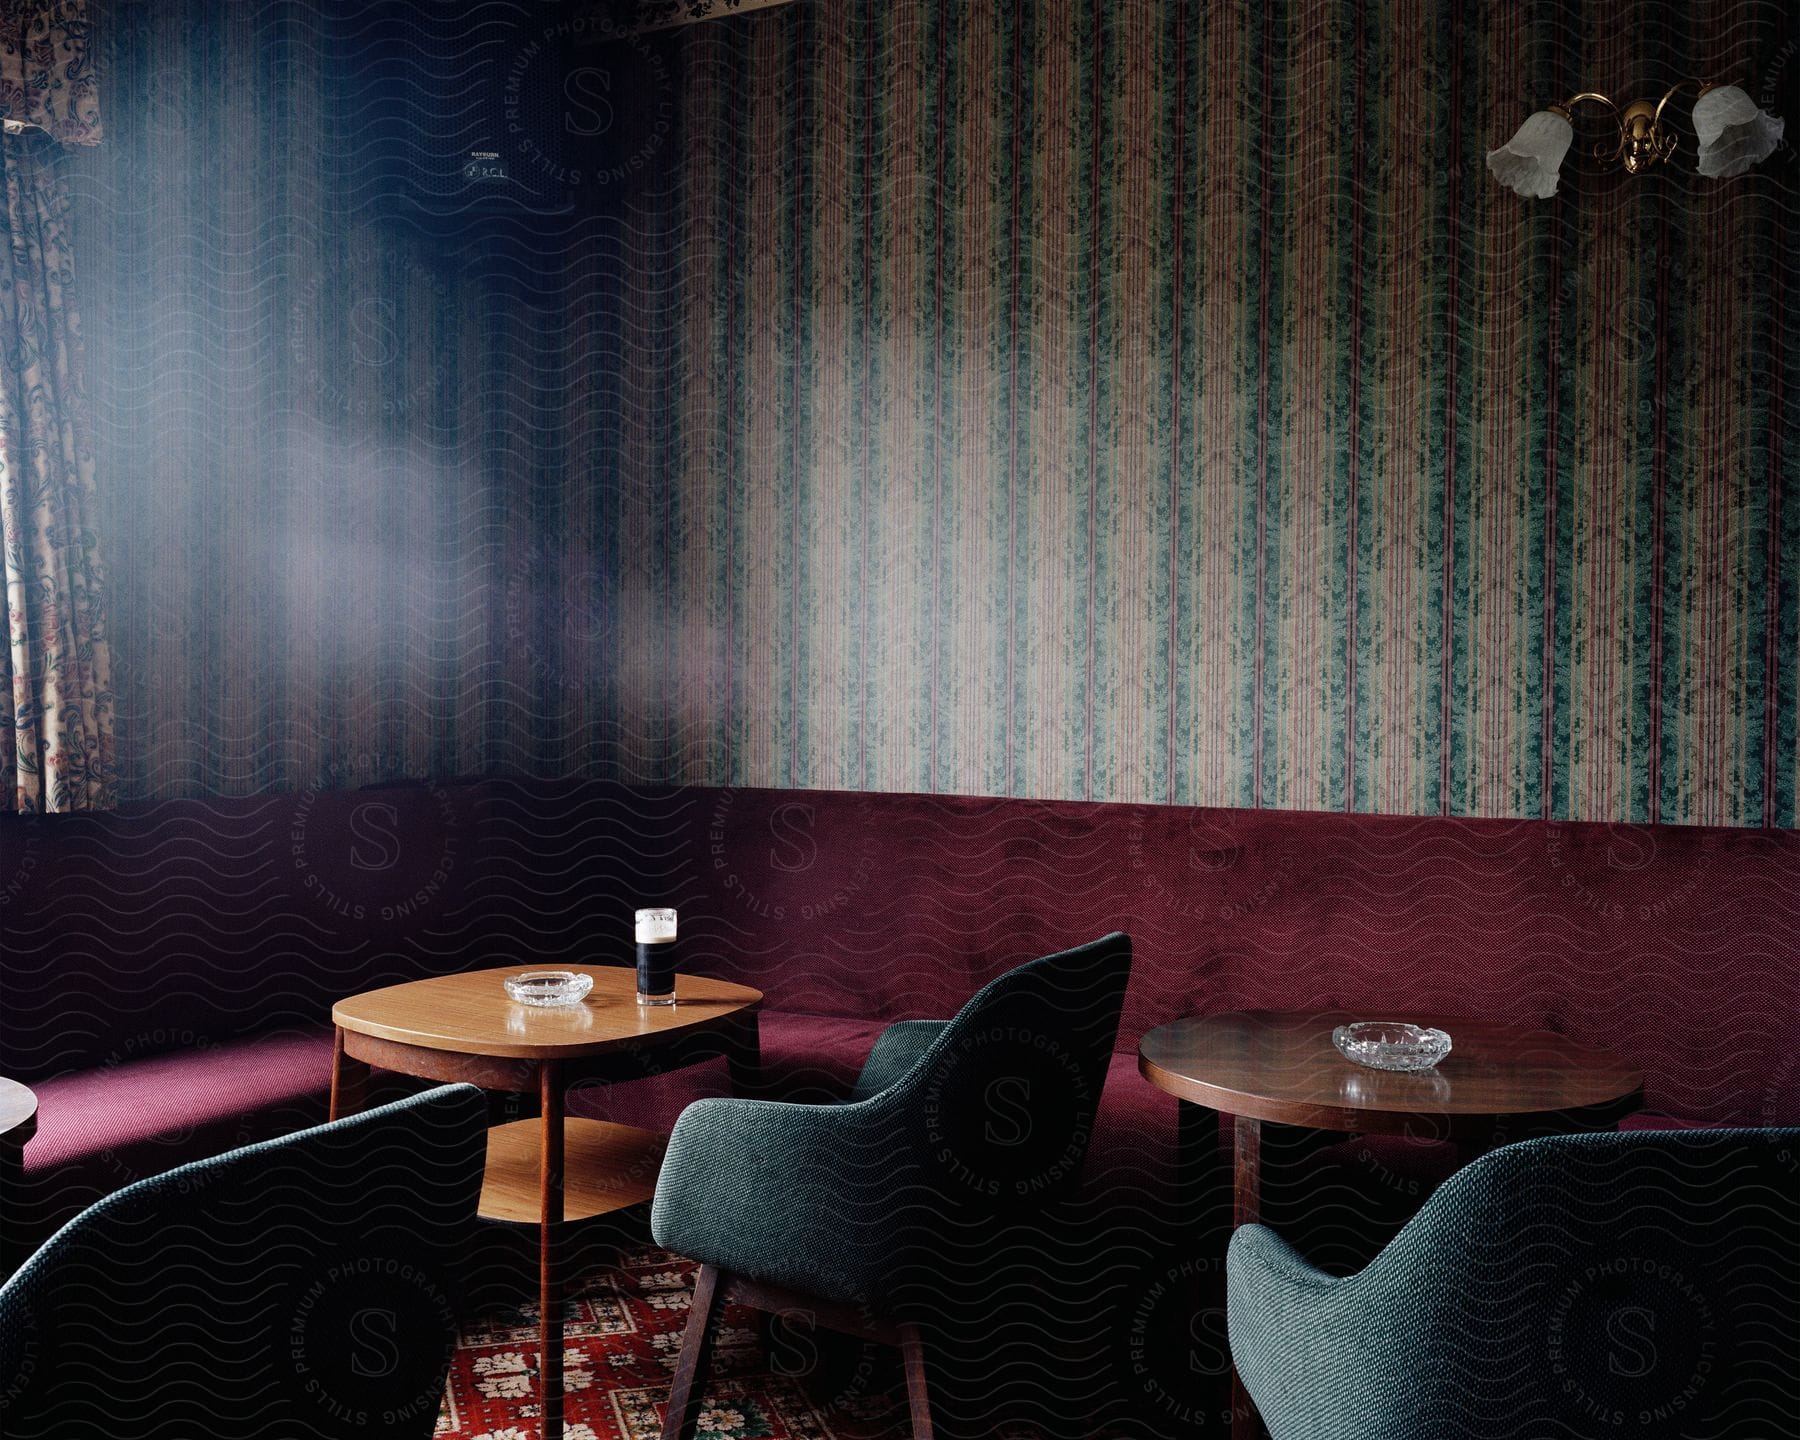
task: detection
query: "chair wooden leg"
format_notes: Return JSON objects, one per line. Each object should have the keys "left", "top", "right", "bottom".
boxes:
{"left": 897, "top": 1322, "right": 935, "bottom": 1440}
{"left": 661, "top": 1263, "right": 724, "bottom": 1440}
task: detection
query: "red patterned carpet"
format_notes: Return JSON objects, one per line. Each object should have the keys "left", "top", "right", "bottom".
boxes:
{"left": 436, "top": 1248, "right": 918, "bottom": 1440}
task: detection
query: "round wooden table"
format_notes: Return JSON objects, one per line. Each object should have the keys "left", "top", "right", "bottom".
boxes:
{"left": 1138, "top": 1010, "right": 1643, "bottom": 1440}
{"left": 332, "top": 965, "right": 763, "bottom": 1440}
{"left": 0, "top": 1076, "right": 37, "bottom": 1278}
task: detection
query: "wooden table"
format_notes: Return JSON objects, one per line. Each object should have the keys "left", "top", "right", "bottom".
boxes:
{"left": 0, "top": 1076, "right": 37, "bottom": 1278}
{"left": 332, "top": 965, "right": 763, "bottom": 1440}
{"left": 1138, "top": 1010, "right": 1643, "bottom": 1440}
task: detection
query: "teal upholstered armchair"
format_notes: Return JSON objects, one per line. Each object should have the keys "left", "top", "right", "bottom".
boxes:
{"left": 1228, "top": 1128, "right": 1800, "bottom": 1440}
{"left": 0, "top": 1084, "right": 487, "bottom": 1440}
{"left": 652, "top": 932, "right": 1133, "bottom": 1440}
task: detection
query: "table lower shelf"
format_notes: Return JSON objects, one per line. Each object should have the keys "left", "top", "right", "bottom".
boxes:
{"left": 478, "top": 1118, "right": 669, "bottom": 1225}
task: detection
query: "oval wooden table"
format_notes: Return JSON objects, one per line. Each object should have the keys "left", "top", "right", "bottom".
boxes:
{"left": 332, "top": 965, "right": 763, "bottom": 1440}
{"left": 1138, "top": 1010, "right": 1643, "bottom": 1440}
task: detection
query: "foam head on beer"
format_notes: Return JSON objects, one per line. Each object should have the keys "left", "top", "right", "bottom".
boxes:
{"left": 635, "top": 908, "right": 677, "bottom": 944}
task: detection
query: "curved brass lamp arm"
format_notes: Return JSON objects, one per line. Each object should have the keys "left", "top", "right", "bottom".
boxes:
{"left": 1654, "top": 79, "right": 1720, "bottom": 126}
{"left": 1555, "top": 91, "right": 1619, "bottom": 118}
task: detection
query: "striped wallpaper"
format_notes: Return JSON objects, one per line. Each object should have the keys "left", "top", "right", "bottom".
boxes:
{"left": 624, "top": 0, "right": 1799, "bottom": 824}
{"left": 66, "top": 0, "right": 1800, "bottom": 826}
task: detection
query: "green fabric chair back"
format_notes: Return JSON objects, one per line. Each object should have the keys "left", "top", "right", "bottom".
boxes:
{"left": 652, "top": 932, "right": 1133, "bottom": 1310}
{"left": 0, "top": 1084, "right": 487, "bottom": 1440}
{"left": 1229, "top": 1127, "right": 1800, "bottom": 1440}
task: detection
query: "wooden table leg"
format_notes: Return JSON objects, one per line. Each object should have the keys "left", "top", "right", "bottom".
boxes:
{"left": 0, "top": 1137, "right": 26, "bottom": 1281}
{"left": 328, "top": 1026, "right": 367, "bottom": 1121}
{"left": 1231, "top": 1114, "right": 1263, "bottom": 1440}
{"left": 725, "top": 1012, "right": 765, "bottom": 1099}
{"left": 1256, "top": 1121, "right": 1331, "bottom": 1233}
{"left": 1233, "top": 1114, "right": 1262, "bottom": 1228}
{"left": 1175, "top": 1101, "right": 1226, "bottom": 1241}
{"left": 541, "top": 1060, "right": 565, "bottom": 1440}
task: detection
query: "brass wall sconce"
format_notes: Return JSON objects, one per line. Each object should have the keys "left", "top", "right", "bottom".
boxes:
{"left": 1488, "top": 82, "right": 1785, "bottom": 198}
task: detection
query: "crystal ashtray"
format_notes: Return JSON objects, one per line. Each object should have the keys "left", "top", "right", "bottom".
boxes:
{"left": 1332, "top": 1021, "right": 1452, "bottom": 1072}
{"left": 503, "top": 970, "right": 594, "bottom": 1007}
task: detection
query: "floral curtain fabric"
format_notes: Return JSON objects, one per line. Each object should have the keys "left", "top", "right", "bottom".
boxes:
{"left": 608, "top": 0, "right": 793, "bottom": 36}
{"left": 0, "top": 48, "right": 110, "bottom": 810}
{"left": 0, "top": 0, "right": 100, "bottom": 145}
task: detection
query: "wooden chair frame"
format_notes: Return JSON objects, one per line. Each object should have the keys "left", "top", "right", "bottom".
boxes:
{"left": 661, "top": 1264, "right": 935, "bottom": 1440}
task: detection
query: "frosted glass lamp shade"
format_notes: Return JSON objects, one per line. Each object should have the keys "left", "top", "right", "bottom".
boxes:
{"left": 1486, "top": 110, "right": 1574, "bottom": 198}
{"left": 1692, "top": 84, "right": 1785, "bottom": 178}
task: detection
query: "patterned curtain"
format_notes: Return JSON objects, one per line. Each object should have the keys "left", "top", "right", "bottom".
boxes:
{"left": 593, "top": 0, "right": 794, "bottom": 36}
{"left": 0, "top": 0, "right": 109, "bottom": 812}
{"left": 0, "top": 1, "right": 99, "bottom": 144}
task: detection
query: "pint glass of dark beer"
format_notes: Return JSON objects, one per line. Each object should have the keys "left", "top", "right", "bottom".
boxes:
{"left": 635, "top": 907, "right": 678, "bottom": 1005}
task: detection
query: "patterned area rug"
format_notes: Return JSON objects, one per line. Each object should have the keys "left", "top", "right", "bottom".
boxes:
{"left": 436, "top": 1247, "right": 914, "bottom": 1440}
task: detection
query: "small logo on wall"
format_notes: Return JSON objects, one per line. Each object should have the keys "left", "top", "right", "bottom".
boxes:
{"left": 290, "top": 783, "right": 459, "bottom": 929}
{"left": 463, "top": 151, "right": 507, "bottom": 182}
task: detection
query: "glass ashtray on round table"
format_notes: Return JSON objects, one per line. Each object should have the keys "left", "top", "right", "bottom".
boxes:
{"left": 1137, "top": 1010, "right": 1643, "bottom": 1440}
